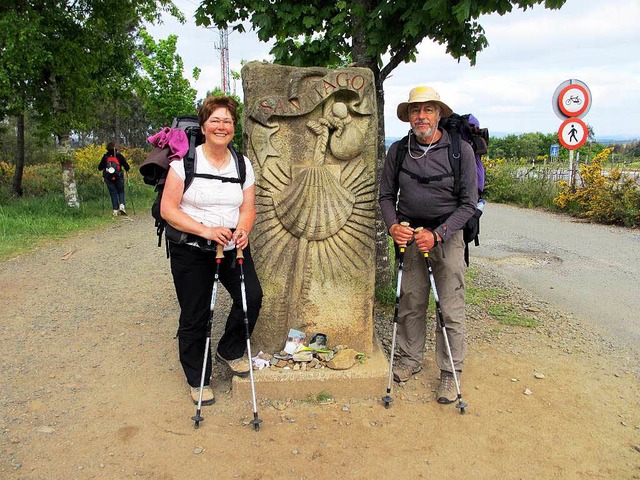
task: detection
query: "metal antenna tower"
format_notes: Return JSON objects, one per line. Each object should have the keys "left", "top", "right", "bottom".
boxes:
{"left": 219, "top": 28, "right": 230, "bottom": 94}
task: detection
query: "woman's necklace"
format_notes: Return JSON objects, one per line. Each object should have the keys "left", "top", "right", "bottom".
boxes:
{"left": 203, "top": 146, "right": 230, "bottom": 170}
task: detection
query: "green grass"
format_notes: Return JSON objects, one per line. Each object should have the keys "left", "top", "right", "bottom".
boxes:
{"left": 0, "top": 186, "right": 155, "bottom": 261}
{"left": 467, "top": 267, "right": 537, "bottom": 327}
{"left": 487, "top": 304, "right": 539, "bottom": 328}
{"left": 304, "top": 391, "right": 334, "bottom": 404}
{"left": 465, "top": 266, "right": 506, "bottom": 306}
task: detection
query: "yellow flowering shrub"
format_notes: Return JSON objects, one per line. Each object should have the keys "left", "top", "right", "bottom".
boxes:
{"left": 554, "top": 147, "right": 640, "bottom": 227}
{"left": 1, "top": 144, "right": 148, "bottom": 200}
{"left": 0, "top": 161, "right": 15, "bottom": 178}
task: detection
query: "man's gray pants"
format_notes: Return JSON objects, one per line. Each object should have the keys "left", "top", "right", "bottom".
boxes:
{"left": 396, "top": 230, "right": 467, "bottom": 373}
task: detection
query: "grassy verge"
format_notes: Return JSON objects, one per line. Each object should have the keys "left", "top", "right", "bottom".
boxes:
{"left": 0, "top": 186, "right": 155, "bottom": 261}
{"left": 467, "top": 266, "right": 539, "bottom": 327}
{"left": 376, "top": 265, "right": 538, "bottom": 329}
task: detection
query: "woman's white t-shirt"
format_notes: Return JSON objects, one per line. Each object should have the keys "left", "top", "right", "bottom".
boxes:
{"left": 169, "top": 144, "right": 255, "bottom": 231}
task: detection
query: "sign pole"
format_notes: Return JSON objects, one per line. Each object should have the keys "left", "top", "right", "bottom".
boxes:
{"left": 569, "top": 149, "right": 575, "bottom": 188}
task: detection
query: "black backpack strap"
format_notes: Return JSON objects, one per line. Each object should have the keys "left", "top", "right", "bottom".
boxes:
{"left": 392, "top": 134, "right": 410, "bottom": 184}
{"left": 447, "top": 128, "right": 462, "bottom": 198}
{"left": 185, "top": 144, "right": 246, "bottom": 188}
{"left": 193, "top": 173, "right": 242, "bottom": 183}
{"left": 229, "top": 146, "right": 246, "bottom": 187}
{"left": 399, "top": 167, "right": 454, "bottom": 184}
{"left": 183, "top": 130, "right": 198, "bottom": 192}
{"left": 393, "top": 133, "right": 455, "bottom": 187}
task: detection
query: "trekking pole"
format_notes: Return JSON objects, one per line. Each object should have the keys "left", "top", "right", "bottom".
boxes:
{"left": 101, "top": 180, "right": 106, "bottom": 214}
{"left": 382, "top": 221, "right": 410, "bottom": 409}
{"left": 415, "top": 227, "right": 468, "bottom": 414}
{"left": 126, "top": 171, "right": 136, "bottom": 215}
{"left": 236, "top": 247, "right": 262, "bottom": 431}
{"left": 192, "top": 244, "right": 224, "bottom": 429}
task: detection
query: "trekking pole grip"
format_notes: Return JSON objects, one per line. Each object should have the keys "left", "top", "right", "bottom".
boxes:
{"left": 216, "top": 244, "right": 224, "bottom": 259}
{"left": 236, "top": 246, "right": 244, "bottom": 260}
{"left": 414, "top": 227, "right": 430, "bottom": 256}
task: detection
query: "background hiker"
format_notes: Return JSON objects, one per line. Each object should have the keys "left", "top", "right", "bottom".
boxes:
{"left": 160, "top": 95, "right": 263, "bottom": 406}
{"left": 378, "top": 85, "right": 478, "bottom": 404}
{"left": 98, "top": 142, "right": 130, "bottom": 216}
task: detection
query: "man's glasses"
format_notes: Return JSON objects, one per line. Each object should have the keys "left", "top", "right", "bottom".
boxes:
{"left": 409, "top": 105, "right": 438, "bottom": 116}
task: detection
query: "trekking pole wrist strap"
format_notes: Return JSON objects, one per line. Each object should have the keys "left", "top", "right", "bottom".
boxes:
{"left": 429, "top": 229, "right": 439, "bottom": 246}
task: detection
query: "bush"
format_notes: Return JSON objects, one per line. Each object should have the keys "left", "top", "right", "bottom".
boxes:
{"left": 554, "top": 148, "right": 640, "bottom": 227}
{"left": 0, "top": 144, "right": 151, "bottom": 204}
{"left": 484, "top": 159, "right": 561, "bottom": 209}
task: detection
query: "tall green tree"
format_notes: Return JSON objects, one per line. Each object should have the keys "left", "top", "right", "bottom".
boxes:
{"left": 194, "top": 0, "right": 567, "bottom": 288}
{"left": 136, "top": 30, "right": 201, "bottom": 129}
{"left": 0, "top": 0, "right": 180, "bottom": 198}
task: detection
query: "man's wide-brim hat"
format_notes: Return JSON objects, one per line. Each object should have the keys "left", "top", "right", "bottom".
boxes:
{"left": 397, "top": 86, "right": 453, "bottom": 122}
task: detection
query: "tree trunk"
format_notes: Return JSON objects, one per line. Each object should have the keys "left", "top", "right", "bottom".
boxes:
{"left": 114, "top": 96, "right": 121, "bottom": 145}
{"left": 352, "top": 5, "right": 392, "bottom": 292}
{"left": 12, "top": 112, "right": 25, "bottom": 197}
{"left": 58, "top": 133, "right": 80, "bottom": 208}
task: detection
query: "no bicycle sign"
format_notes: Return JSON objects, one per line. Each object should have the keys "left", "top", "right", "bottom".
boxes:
{"left": 552, "top": 79, "right": 592, "bottom": 120}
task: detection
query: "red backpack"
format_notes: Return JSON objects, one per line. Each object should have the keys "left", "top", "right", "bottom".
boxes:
{"left": 105, "top": 155, "right": 121, "bottom": 182}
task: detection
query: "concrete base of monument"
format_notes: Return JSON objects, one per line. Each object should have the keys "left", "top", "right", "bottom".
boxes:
{"left": 231, "top": 338, "right": 389, "bottom": 401}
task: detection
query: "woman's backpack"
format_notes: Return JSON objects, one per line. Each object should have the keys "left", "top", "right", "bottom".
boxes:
{"left": 139, "top": 115, "right": 246, "bottom": 257}
{"left": 104, "top": 155, "right": 122, "bottom": 182}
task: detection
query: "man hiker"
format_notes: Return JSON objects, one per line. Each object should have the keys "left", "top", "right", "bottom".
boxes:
{"left": 378, "top": 86, "right": 478, "bottom": 404}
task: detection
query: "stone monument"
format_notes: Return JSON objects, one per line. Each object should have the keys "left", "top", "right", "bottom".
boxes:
{"left": 242, "top": 62, "right": 378, "bottom": 354}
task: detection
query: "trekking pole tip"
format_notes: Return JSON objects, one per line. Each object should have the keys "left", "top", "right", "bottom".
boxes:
{"left": 191, "top": 413, "right": 204, "bottom": 428}
{"left": 382, "top": 395, "right": 394, "bottom": 409}
{"left": 250, "top": 417, "right": 262, "bottom": 431}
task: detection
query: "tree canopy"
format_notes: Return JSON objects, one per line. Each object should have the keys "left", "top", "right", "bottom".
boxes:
{"left": 136, "top": 30, "right": 201, "bottom": 129}
{"left": 0, "top": 0, "right": 182, "bottom": 139}
{"left": 194, "top": 0, "right": 566, "bottom": 82}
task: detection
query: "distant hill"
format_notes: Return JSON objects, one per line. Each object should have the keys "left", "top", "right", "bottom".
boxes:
{"left": 384, "top": 134, "right": 638, "bottom": 150}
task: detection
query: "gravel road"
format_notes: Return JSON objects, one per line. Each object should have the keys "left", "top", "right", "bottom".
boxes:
{"left": 475, "top": 202, "right": 640, "bottom": 349}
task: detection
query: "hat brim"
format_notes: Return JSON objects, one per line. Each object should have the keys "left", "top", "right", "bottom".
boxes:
{"left": 397, "top": 101, "right": 453, "bottom": 122}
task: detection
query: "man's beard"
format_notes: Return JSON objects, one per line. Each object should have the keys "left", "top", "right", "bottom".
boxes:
{"left": 412, "top": 124, "right": 437, "bottom": 143}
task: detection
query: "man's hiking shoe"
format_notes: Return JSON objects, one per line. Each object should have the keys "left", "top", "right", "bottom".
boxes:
{"left": 112, "top": 209, "right": 119, "bottom": 217}
{"left": 119, "top": 204, "right": 127, "bottom": 215}
{"left": 437, "top": 371, "right": 459, "bottom": 404}
{"left": 216, "top": 352, "right": 250, "bottom": 377}
{"left": 190, "top": 385, "right": 215, "bottom": 405}
{"left": 392, "top": 362, "right": 422, "bottom": 383}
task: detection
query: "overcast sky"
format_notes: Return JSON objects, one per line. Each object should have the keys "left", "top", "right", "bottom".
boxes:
{"left": 147, "top": 0, "right": 640, "bottom": 139}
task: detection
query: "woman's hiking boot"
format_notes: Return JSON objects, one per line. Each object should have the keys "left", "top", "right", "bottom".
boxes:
{"left": 190, "top": 385, "right": 215, "bottom": 405}
{"left": 216, "top": 352, "right": 250, "bottom": 377}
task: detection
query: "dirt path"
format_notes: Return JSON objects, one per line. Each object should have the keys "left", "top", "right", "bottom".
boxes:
{"left": 1, "top": 214, "right": 639, "bottom": 479}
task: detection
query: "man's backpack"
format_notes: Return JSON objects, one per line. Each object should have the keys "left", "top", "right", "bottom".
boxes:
{"left": 104, "top": 155, "right": 121, "bottom": 182}
{"left": 392, "top": 112, "right": 489, "bottom": 266}
{"left": 140, "top": 115, "right": 246, "bottom": 256}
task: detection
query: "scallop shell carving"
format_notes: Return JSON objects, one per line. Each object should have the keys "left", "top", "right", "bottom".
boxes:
{"left": 273, "top": 166, "right": 355, "bottom": 241}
